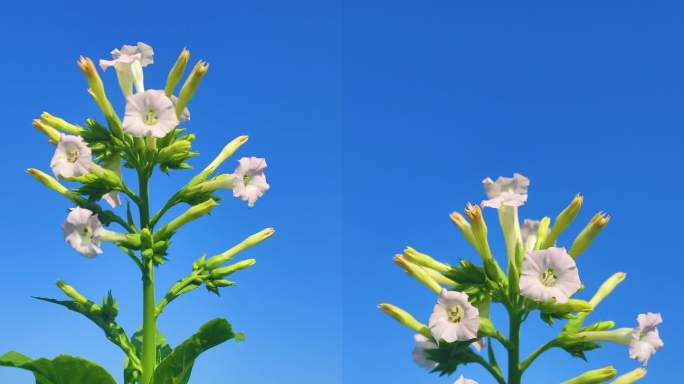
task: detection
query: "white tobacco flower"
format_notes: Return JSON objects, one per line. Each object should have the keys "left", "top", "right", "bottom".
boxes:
{"left": 454, "top": 375, "right": 478, "bottom": 384}
{"left": 428, "top": 289, "right": 479, "bottom": 343}
{"left": 123, "top": 90, "right": 179, "bottom": 137}
{"left": 412, "top": 334, "right": 438, "bottom": 370}
{"left": 99, "top": 42, "right": 153, "bottom": 95}
{"left": 233, "top": 157, "right": 270, "bottom": 207}
{"left": 520, "top": 247, "right": 581, "bottom": 304}
{"left": 629, "top": 312, "right": 664, "bottom": 365}
{"left": 102, "top": 191, "right": 121, "bottom": 208}
{"left": 521, "top": 219, "right": 540, "bottom": 251}
{"left": 481, "top": 173, "right": 530, "bottom": 208}
{"left": 63, "top": 207, "right": 104, "bottom": 257}
{"left": 50, "top": 134, "right": 93, "bottom": 178}
{"left": 170, "top": 95, "right": 191, "bottom": 123}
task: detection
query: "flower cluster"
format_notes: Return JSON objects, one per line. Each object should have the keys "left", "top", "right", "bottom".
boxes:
{"left": 6, "top": 42, "right": 275, "bottom": 384}
{"left": 380, "top": 174, "right": 663, "bottom": 384}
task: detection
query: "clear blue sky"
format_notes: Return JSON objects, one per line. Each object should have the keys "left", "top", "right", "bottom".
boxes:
{"left": 1, "top": 1, "right": 683, "bottom": 384}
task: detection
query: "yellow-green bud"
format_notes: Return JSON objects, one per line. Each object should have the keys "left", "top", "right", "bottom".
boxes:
{"left": 210, "top": 259, "right": 256, "bottom": 277}
{"left": 534, "top": 216, "right": 551, "bottom": 250}
{"left": 40, "top": 112, "right": 86, "bottom": 135}
{"left": 479, "top": 317, "right": 496, "bottom": 337}
{"left": 176, "top": 60, "right": 209, "bottom": 117}
{"left": 449, "top": 211, "right": 479, "bottom": 251}
{"left": 542, "top": 194, "right": 583, "bottom": 249}
{"left": 189, "top": 135, "right": 249, "bottom": 185}
{"left": 27, "top": 168, "right": 77, "bottom": 199}
{"left": 154, "top": 199, "right": 218, "bottom": 240}
{"left": 561, "top": 366, "right": 617, "bottom": 384}
{"left": 611, "top": 368, "right": 646, "bottom": 384}
{"left": 158, "top": 140, "right": 192, "bottom": 163}
{"left": 575, "top": 328, "right": 632, "bottom": 345}
{"left": 394, "top": 255, "right": 442, "bottom": 295}
{"left": 464, "top": 203, "right": 505, "bottom": 283}
{"left": 205, "top": 227, "right": 275, "bottom": 269}
{"left": 540, "top": 299, "right": 593, "bottom": 314}
{"left": 377, "top": 303, "right": 432, "bottom": 339}
{"left": 569, "top": 212, "right": 610, "bottom": 258}
{"left": 568, "top": 273, "right": 625, "bottom": 330}
{"left": 56, "top": 281, "right": 89, "bottom": 305}
{"left": 422, "top": 267, "right": 457, "bottom": 286}
{"left": 165, "top": 48, "right": 190, "bottom": 96}
{"left": 403, "top": 247, "right": 451, "bottom": 273}
{"left": 32, "top": 119, "right": 60, "bottom": 143}
{"left": 77, "top": 56, "right": 122, "bottom": 137}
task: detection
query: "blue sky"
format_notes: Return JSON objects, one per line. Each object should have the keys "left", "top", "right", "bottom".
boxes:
{"left": 1, "top": 1, "right": 682, "bottom": 384}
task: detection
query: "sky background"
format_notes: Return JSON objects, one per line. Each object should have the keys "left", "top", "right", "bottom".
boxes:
{"left": 1, "top": 1, "right": 682, "bottom": 384}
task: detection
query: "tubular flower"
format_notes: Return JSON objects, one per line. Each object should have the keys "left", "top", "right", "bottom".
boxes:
{"left": 62, "top": 207, "right": 104, "bottom": 257}
{"left": 233, "top": 157, "right": 270, "bottom": 207}
{"left": 629, "top": 313, "right": 664, "bottom": 365}
{"left": 412, "top": 334, "right": 438, "bottom": 369}
{"left": 428, "top": 289, "right": 479, "bottom": 343}
{"left": 123, "top": 90, "right": 179, "bottom": 137}
{"left": 521, "top": 219, "right": 540, "bottom": 251}
{"left": 50, "top": 134, "right": 93, "bottom": 178}
{"left": 454, "top": 375, "right": 478, "bottom": 384}
{"left": 102, "top": 192, "right": 121, "bottom": 208}
{"left": 481, "top": 173, "right": 530, "bottom": 208}
{"left": 99, "top": 42, "right": 154, "bottom": 95}
{"left": 520, "top": 247, "right": 582, "bottom": 304}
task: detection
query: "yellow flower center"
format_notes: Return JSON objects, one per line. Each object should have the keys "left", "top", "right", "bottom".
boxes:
{"left": 144, "top": 110, "right": 158, "bottom": 125}
{"left": 67, "top": 148, "right": 80, "bottom": 163}
{"left": 541, "top": 268, "right": 557, "bottom": 287}
{"left": 447, "top": 305, "right": 465, "bottom": 323}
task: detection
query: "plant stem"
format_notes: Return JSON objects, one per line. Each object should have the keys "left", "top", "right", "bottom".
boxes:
{"left": 139, "top": 170, "right": 156, "bottom": 384}
{"left": 507, "top": 310, "right": 522, "bottom": 384}
{"left": 520, "top": 339, "right": 558, "bottom": 372}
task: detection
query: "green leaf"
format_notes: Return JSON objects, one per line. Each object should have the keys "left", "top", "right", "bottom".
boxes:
{"left": 152, "top": 318, "right": 236, "bottom": 384}
{"left": 0, "top": 352, "right": 116, "bottom": 384}
{"left": 131, "top": 328, "right": 173, "bottom": 365}
{"left": 443, "top": 260, "right": 490, "bottom": 305}
{"left": 425, "top": 340, "right": 479, "bottom": 376}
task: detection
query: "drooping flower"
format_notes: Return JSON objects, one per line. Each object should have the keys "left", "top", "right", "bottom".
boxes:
{"left": 170, "top": 95, "right": 191, "bottom": 123}
{"left": 519, "top": 247, "right": 581, "bottom": 303}
{"left": 99, "top": 42, "right": 154, "bottom": 96}
{"left": 629, "top": 313, "right": 664, "bottom": 365}
{"left": 233, "top": 157, "right": 270, "bottom": 207}
{"left": 454, "top": 375, "right": 478, "bottom": 384}
{"left": 62, "top": 207, "right": 104, "bottom": 257}
{"left": 412, "top": 334, "right": 438, "bottom": 369}
{"left": 123, "top": 90, "right": 179, "bottom": 137}
{"left": 481, "top": 173, "right": 530, "bottom": 208}
{"left": 428, "top": 289, "right": 479, "bottom": 343}
{"left": 50, "top": 134, "right": 93, "bottom": 178}
{"left": 521, "top": 219, "right": 540, "bottom": 251}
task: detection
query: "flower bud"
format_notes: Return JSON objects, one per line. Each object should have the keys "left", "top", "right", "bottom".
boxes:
{"left": 403, "top": 247, "right": 452, "bottom": 273}
{"left": 478, "top": 317, "right": 496, "bottom": 337}
{"left": 176, "top": 60, "right": 209, "bottom": 117}
{"left": 590, "top": 272, "right": 625, "bottom": 308}
{"left": 158, "top": 140, "right": 192, "bottom": 164}
{"left": 580, "top": 321, "right": 616, "bottom": 332}
{"left": 89, "top": 163, "right": 123, "bottom": 188}
{"left": 56, "top": 280, "right": 89, "bottom": 306}
{"left": 204, "top": 227, "right": 275, "bottom": 269}
{"left": 210, "top": 259, "right": 256, "bottom": 277}
{"left": 542, "top": 194, "right": 583, "bottom": 249}
{"left": 422, "top": 267, "right": 457, "bottom": 286}
{"left": 154, "top": 199, "right": 218, "bottom": 240}
{"left": 27, "top": 168, "right": 78, "bottom": 200}
{"left": 569, "top": 212, "right": 610, "bottom": 258}
{"left": 40, "top": 112, "right": 86, "bottom": 135}
{"left": 32, "top": 119, "right": 60, "bottom": 143}
{"left": 561, "top": 366, "right": 617, "bottom": 384}
{"left": 540, "top": 299, "right": 593, "bottom": 314}
{"left": 213, "top": 279, "right": 235, "bottom": 288}
{"left": 576, "top": 328, "right": 632, "bottom": 345}
{"left": 393, "top": 255, "right": 442, "bottom": 295}
{"left": 534, "top": 216, "right": 551, "bottom": 250}
{"left": 165, "top": 48, "right": 190, "bottom": 96}
{"left": 189, "top": 135, "right": 249, "bottom": 185}
{"left": 77, "top": 56, "right": 122, "bottom": 137}
{"left": 611, "top": 368, "right": 646, "bottom": 384}
{"left": 449, "top": 211, "right": 478, "bottom": 250}
{"left": 377, "top": 303, "right": 431, "bottom": 339}
{"left": 464, "top": 203, "right": 505, "bottom": 283}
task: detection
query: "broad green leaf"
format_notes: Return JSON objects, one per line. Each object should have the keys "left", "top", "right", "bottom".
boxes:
{"left": 0, "top": 352, "right": 116, "bottom": 384}
{"left": 152, "top": 318, "right": 236, "bottom": 384}
{"left": 125, "top": 328, "right": 173, "bottom": 384}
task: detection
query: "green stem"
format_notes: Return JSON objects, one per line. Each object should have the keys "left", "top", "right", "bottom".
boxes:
{"left": 138, "top": 170, "right": 156, "bottom": 384}
{"left": 474, "top": 354, "right": 506, "bottom": 384}
{"left": 520, "top": 339, "right": 558, "bottom": 372}
{"left": 508, "top": 311, "right": 522, "bottom": 384}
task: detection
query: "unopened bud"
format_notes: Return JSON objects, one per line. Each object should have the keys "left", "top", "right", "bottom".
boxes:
{"left": 534, "top": 216, "right": 551, "bottom": 250}
{"left": 32, "top": 119, "right": 60, "bottom": 143}
{"left": 176, "top": 60, "right": 209, "bottom": 117}
{"left": 569, "top": 212, "right": 610, "bottom": 258}
{"left": 394, "top": 255, "right": 442, "bottom": 295}
{"left": 56, "top": 281, "right": 89, "bottom": 305}
{"left": 378, "top": 303, "right": 431, "bottom": 339}
{"left": 210, "top": 259, "right": 256, "bottom": 277}
{"left": 540, "top": 299, "right": 593, "bottom": 314}
{"left": 205, "top": 227, "right": 275, "bottom": 269}
{"left": 449, "top": 211, "right": 478, "bottom": 250}
{"left": 77, "top": 56, "right": 121, "bottom": 136}
{"left": 40, "top": 112, "right": 86, "bottom": 135}
{"left": 189, "top": 135, "right": 249, "bottom": 185}
{"left": 403, "top": 247, "right": 451, "bottom": 273}
{"left": 612, "top": 368, "right": 646, "bottom": 384}
{"left": 165, "top": 48, "right": 190, "bottom": 96}
{"left": 542, "top": 194, "right": 583, "bottom": 249}
{"left": 561, "top": 366, "right": 617, "bottom": 384}
{"left": 154, "top": 199, "right": 218, "bottom": 240}
{"left": 27, "top": 168, "right": 76, "bottom": 199}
